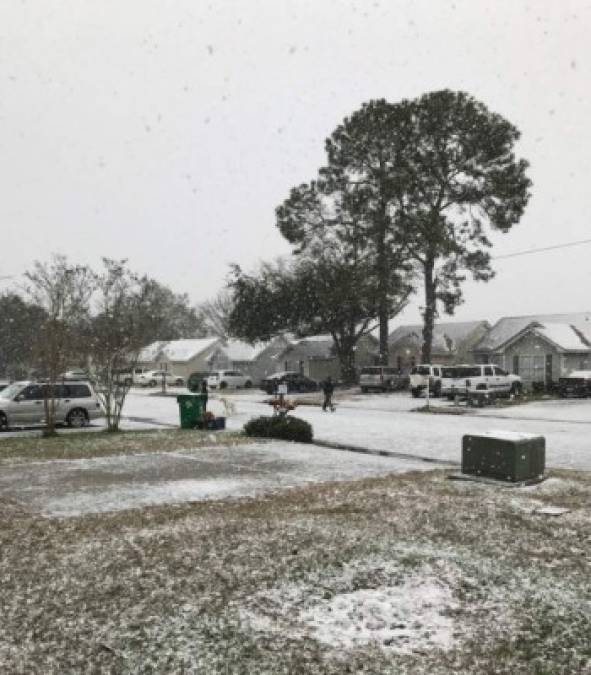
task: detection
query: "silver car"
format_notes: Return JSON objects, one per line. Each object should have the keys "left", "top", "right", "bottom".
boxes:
{"left": 0, "top": 381, "right": 104, "bottom": 430}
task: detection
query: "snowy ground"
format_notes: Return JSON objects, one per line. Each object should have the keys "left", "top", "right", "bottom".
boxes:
{"left": 0, "top": 440, "right": 430, "bottom": 517}
{"left": 121, "top": 388, "right": 591, "bottom": 470}
{"left": 2, "top": 467, "right": 589, "bottom": 673}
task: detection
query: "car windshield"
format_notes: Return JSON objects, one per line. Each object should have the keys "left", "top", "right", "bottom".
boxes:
{"left": 0, "top": 383, "right": 25, "bottom": 399}
{"left": 441, "top": 367, "right": 457, "bottom": 378}
{"left": 411, "top": 366, "right": 430, "bottom": 375}
{"left": 361, "top": 367, "right": 381, "bottom": 375}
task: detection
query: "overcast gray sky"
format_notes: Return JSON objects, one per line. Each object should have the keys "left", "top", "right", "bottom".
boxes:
{"left": 1, "top": 0, "right": 589, "bottom": 325}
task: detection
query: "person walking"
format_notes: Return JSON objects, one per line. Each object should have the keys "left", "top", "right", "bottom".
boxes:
{"left": 322, "top": 376, "right": 335, "bottom": 412}
{"left": 200, "top": 378, "right": 208, "bottom": 412}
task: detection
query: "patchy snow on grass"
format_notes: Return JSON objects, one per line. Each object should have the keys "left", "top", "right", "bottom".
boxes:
{"left": 299, "top": 576, "right": 457, "bottom": 653}
{"left": 42, "top": 478, "right": 247, "bottom": 516}
{"left": 240, "top": 555, "right": 461, "bottom": 655}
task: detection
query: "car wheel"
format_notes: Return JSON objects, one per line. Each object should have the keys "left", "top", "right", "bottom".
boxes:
{"left": 510, "top": 382, "right": 522, "bottom": 396}
{"left": 67, "top": 408, "right": 88, "bottom": 428}
{"left": 149, "top": 379, "right": 157, "bottom": 387}
{"left": 244, "top": 380, "right": 252, "bottom": 389}
{"left": 411, "top": 388, "right": 421, "bottom": 398}
{"left": 220, "top": 381, "right": 228, "bottom": 390}
{"left": 0, "top": 412, "right": 8, "bottom": 431}
{"left": 175, "top": 378, "right": 184, "bottom": 386}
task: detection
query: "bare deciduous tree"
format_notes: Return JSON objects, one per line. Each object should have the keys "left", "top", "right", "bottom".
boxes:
{"left": 198, "top": 290, "right": 234, "bottom": 339}
{"left": 25, "top": 255, "right": 95, "bottom": 436}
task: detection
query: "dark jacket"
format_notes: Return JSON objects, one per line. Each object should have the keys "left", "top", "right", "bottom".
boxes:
{"left": 322, "top": 379, "right": 334, "bottom": 395}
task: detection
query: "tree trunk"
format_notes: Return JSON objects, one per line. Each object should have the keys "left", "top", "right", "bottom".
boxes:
{"left": 421, "top": 259, "right": 436, "bottom": 364}
{"left": 376, "top": 208, "right": 389, "bottom": 365}
{"left": 335, "top": 339, "right": 357, "bottom": 384}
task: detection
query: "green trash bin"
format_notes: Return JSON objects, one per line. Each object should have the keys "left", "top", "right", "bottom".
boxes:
{"left": 176, "top": 394, "right": 206, "bottom": 429}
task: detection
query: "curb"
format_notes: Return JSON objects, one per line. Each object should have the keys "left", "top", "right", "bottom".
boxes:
{"left": 312, "top": 439, "right": 459, "bottom": 466}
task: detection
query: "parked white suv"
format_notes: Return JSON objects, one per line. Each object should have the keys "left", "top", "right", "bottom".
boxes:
{"left": 135, "top": 370, "right": 185, "bottom": 387}
{"left": 409, "top": 365, "right": 443, "bottom": 398}
{"left": 0, "top": 381, "right": 104, "bottom": 430}
{"left": 207, "top": 370, "right": 252, "bottom": 390}
{"left": 441, "top": 364, "right": 522, "bottom": 398}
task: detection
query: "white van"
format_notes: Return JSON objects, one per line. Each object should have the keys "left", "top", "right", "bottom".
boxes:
{"left": 409, "top": 365, "right": 443, "bottom": 398}
{"left": 440, "top": 364, "right": 522, "bottom": 398}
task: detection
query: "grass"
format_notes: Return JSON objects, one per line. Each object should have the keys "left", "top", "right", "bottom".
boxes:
{"left": 0, "top": 428, "right": 251, "bottom": 464}
{"left": 1, "top": 461, "right": 590, "bottom": 673}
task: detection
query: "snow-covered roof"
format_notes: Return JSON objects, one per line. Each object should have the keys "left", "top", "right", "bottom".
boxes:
{"left": 221, "top": 340, "right": 269, "bottom": 362}
{"left": 534, "top": 323, "right": 591, "bottom": 352}
{"left": 161, "top": 337, "right": 220, "bottom": 362}
{"left": 138, "top": 340, "right": 169, "bottom": 363}
{"left": 475, "top": 313, "right": 591, "bottom": 352}
{"left": 388, "top": 321, "right": 488, "bottom": 355}
{"left": 295, "top": 334, "right": 333, "bottom": 343}
{"left": 282, "top": 335, "right": 335, "bottom": 360}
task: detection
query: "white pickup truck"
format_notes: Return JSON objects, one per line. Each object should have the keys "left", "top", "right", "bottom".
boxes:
{"left": 409, "top": 365, "right": 444, "bottom": 398}
{"left": 441, "top": 364, "right": 522, "bottom": 399}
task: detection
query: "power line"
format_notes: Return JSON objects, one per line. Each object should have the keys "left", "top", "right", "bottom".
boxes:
{"left": 493, "top": 238, "right": 591, "bottom": 260}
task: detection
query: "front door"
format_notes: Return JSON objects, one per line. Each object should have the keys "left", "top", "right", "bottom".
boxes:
{"left": 545, "top": 354, "right": 553, "bottom": 386}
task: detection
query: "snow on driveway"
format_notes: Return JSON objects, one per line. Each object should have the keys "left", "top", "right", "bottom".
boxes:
{"left": 121, "top": 390, "right": 591, "bottom": 471}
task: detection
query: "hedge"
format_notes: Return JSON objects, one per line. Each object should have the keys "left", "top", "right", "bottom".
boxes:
{"left": 243, "top": 415, "right": 313, "bottom": 443}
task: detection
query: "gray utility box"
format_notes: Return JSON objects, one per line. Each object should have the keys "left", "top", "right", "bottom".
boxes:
{"left": 462, "top": 431, "right": 545, "bottom": 482}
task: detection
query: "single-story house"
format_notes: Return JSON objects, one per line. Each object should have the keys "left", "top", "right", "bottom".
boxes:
{"left": 278, "top": 333, "right": 379, "bottom": 382}
{"left": 208, "top": 336, "right": 294, "bottom": 384}
{"left": 137, "top": 337, "right": 223, "bottom": 381}
{"left": 473, "top": 312, "right": 591, "bottom": 387}
{"left": 388, "top": 321, "right": 490, "bottom": 371}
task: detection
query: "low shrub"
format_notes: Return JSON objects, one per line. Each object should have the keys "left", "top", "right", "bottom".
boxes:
{"left": 243, "top": 415, "right": 313, "bottom": 443}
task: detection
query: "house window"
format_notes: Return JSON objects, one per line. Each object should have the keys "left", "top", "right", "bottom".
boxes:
{"left": 513, "top": 355, "right": 519, "bottom": 375}
{"left": 396, "top": 356, "right": 402, "bottom": 372}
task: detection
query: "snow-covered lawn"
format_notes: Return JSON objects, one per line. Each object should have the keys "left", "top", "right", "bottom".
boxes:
{"left": 1, "top": 467, "right": 589, "bottom": 673}
{"left": 0, "top": 436, "right": 432, "bottom": 517}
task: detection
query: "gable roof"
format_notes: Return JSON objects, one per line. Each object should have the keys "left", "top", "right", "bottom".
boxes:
{"left": 283, "top": 335, "right": 336, "bottom": 360}
{"left": 388, "top": 321, "right": 489, "bottom": 355}
{"left": 137, "top": 340, "right": 169, "bottom": 363}
{"left": 161, "top": 337, "right": 221, "bottom": 362}
{"left": 475, "top": 313, "right": 591, "bottom": 352}
{"left": 221, "top": 339, "right": 270, "bottom": 362}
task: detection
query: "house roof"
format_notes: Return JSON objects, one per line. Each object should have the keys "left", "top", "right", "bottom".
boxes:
{"left": 137, "top": 340, "right": 169, "bottom": 363}
{"left": 221, "top": 339, "right": 269, "bottom": 362}
{"left": 535, "top": 323, "right": 591, "bottom": 351}
{"left": 161, "top": 337, "right": 221, "bottom": 362}
{"left": 475, "top": 313, "right": 591, "bottom": 352}
{"left": 388, "top": 321, "right": 489, "bottom": 355}
{"left": 285, "top": 335, "right": 336, "bottom": 360}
